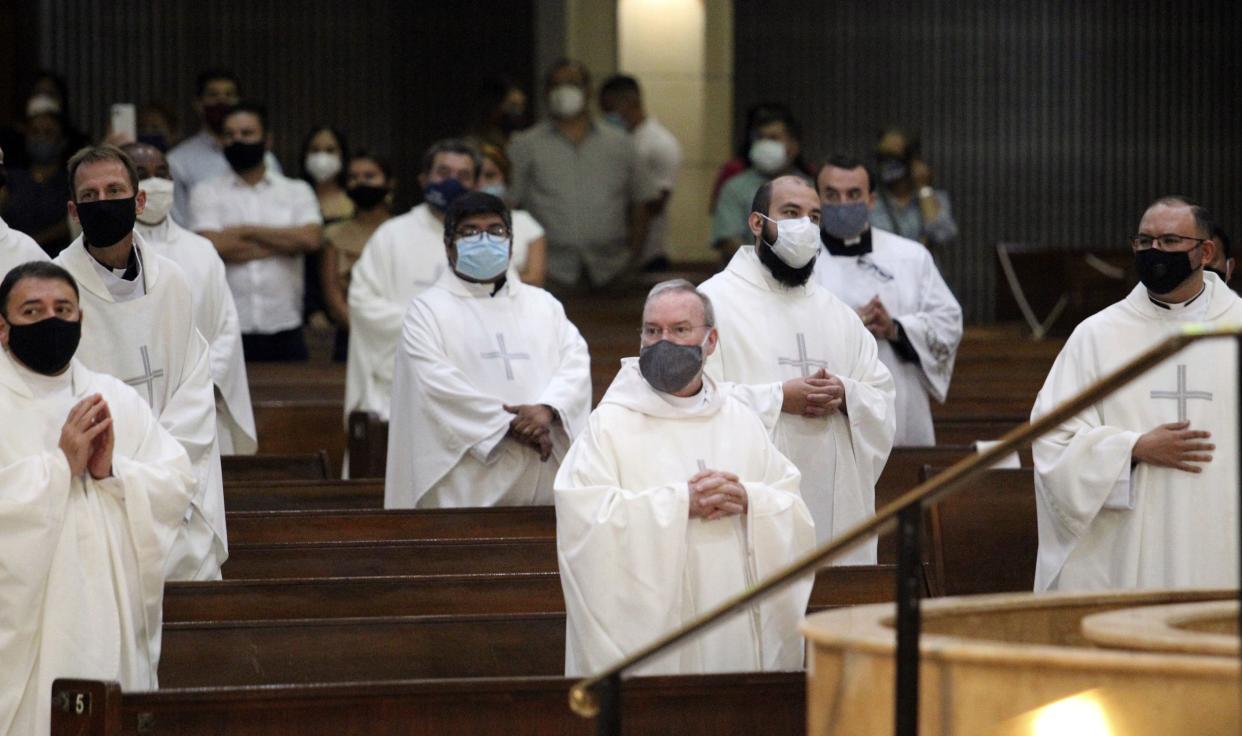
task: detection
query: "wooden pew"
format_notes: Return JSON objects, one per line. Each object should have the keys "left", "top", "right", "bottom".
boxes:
{"left": 54, "top": 672, "right": 807, "bottom": 736}
{"left": 252, "top": 399, "right": 346, "bottom": 474}
{"left": 921, "top": 465, "right": 1038, "bottom": 595}
{"left": 222, "top": 451, "right": 332, "bottom": 483}
{"left": 226, "top": 506, "right": 556, "bottom": 544}
{"left": 224, "top": 479, "right": 382, "bottom": 511}
{"left": 932, "top": 415, "right": 1027, "bottom": 445}
{"left": 224, "top": 538, "right": 560, "bottom": 579}
{"left": 347, "top": 410, "right": 387, "bottom": 479}
{"left": 168, "top": 565, "right": 918, "bottom": 623}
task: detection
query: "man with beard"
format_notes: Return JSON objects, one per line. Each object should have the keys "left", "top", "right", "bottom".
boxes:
{"left": 699, "top": 175, "right": 895, "bottom": 554}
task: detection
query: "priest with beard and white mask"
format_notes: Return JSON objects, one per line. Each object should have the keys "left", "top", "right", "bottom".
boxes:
{"left": 699, "top": 175, "right": 895, "bottom": 556}
{"left": 384, "top": 191, "right": 591, "bottom": 509}
{"left": 345, "top": 138, "right": 480, "bottom": 426}
{"left": 53, "top": 145, "right": 227, "bottom": 581}
{"left": 124, "top": 141, "right": 257, "bottom": 456}
{"left": 0, "top": 143, "right": 50, "bottom": 274}
{"left": 1032, "top": 195, "right": 1242, "bottom": 592}
{"left": 555, "top": 279, "right": 815, "bottom": 676}
{"left": 0, "top": 261, "right": 194, "bottom": 736}
{"left": 813, "top": 155, "right": 962, "bottom": 446}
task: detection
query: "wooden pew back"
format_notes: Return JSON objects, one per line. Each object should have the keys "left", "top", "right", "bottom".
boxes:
{"left": 222, "top": 451, "right": 332, "bottom": 482}
{"left": 223, "top": 479, "right": 382, "bottom": 511}
{"left": 224, "top": 538, "right": 560, "bottom": 579}
{"left": 226, "top": 505, "right": 556, "bottom": 544}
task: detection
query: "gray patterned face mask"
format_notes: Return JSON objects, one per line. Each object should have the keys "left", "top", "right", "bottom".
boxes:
{"left": 638, "top": 338, "right": 706, "bottom": 394}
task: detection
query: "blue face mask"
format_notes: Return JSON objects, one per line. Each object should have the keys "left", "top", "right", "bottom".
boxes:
{"left": 454, "top": 233, "right": 511, "bottom": 281}
{"left": 424, "top": 178, "right": 469, "bottom": 211}
{"left": 603, "top": 112, "right": 627, "bottom": 130}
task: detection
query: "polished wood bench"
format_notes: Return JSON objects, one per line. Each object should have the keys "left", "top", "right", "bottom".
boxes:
{"left": 226, "top": 505, "right": 556, "bottom": 544}
{"left": 222, "top": 451, "right": 332, "bottom": 482}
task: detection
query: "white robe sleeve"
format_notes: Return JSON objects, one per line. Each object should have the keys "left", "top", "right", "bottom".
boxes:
{"left": 202, "top": 260, "right": 256, "bottom": 455}
{"left": 1031, "top": 331, "right": 1141, "bottom": 590}
{"left": 0, "top": 449, "right": 73, "bottom": 732}
{"left": 719, "top": 381, "right": 784, "bottom": 436}
{"left": 384, "top": 300, "right": 517, "bottom": 507}
{"left": 346, "top": 233, "right": 403, "bottom": 419}
{"left": 742, "top": 436, "right": 817, "bottom": 670}
{"left": 837, "top": 318, "right": 897, "bottom": 490}
{"left": 892, "top": 251, "right": 963, "bottom": 403}
{"left": 159, "top": 328, "right": 227, "bottom": 571}
{"left": 534, "top": 299, "right": 592, "bottom": 452}
{"left": 553, "top": 411, "right": 692, "bottom": 676}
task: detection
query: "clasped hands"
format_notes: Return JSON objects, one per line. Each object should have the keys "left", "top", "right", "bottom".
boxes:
{"left": 504, "top": 403, "right": 556, "bottom": 462}
{"left": 688, "top": 468, "right": 748, "bottom": 521}
{"left": 858, "top": 296, "right": 898, "bottom": 341}
{"left": 782, "top": 368, "right": 846, "bottom": 418}
{"left": 59, "top": 394, "right": 114, "bottom": 480}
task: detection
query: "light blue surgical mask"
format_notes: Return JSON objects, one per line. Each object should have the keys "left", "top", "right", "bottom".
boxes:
{"left": 454, "top": 233, "right": 511, "bottom": 281}
{"left": 478, "top": 183, "right": 508, "bottom": 200}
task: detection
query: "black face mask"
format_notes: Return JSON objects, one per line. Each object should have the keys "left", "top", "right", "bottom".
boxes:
{"left": 7, "top": 316, "right": 81, "bottom": 375}
{"left": 76, "top": 196, "right": 136, "bottom": 248}
{"left": 346, "top": 184, "right": 389, "bottom": 210}
{"left": 639, "top": 339, "right": 705, "bottom": 394}
{"left": 1135, "top": 246, "right": 1198, "bottom": 295}
{"left": 223, "top": 140, "right": 266, "bottom": 173}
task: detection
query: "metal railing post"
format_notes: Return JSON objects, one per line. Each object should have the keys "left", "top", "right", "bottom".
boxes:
{"left": 894, "top": 501, "right": 923, "bottom": 736}
{"left": 594, "top": 674, "right": 622, "bottom": 736}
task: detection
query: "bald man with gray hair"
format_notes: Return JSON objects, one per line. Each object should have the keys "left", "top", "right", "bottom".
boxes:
{"left": 554, "top": 278, "right": 815, "bottom": 676}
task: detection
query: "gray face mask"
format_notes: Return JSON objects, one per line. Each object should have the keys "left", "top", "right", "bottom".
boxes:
{"left": 639, "top": 339, "right": 706, "bottom": 394}
{"left": 820, "top": 201, "right": 870, "bottom": 241}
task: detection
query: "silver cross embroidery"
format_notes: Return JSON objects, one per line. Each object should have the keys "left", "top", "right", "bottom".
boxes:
{"left": 481, "top": 333, "right": 531, "bottom": 381}
{"left": 778, "top": 333, "right": 828, "bottom": 377}
{"left": 123, "top": 346, "right": 165, "bottom": 405}
{"left": 1150, "top": 364, "right": 1213, "bottom": 422}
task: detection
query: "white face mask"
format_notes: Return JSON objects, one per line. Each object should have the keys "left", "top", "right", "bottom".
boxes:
{"left": 750, "top": 139, "right": 787, "bottom": 175}
{"left": 304, "top": 151, "right": 342, "bottom": 183}
{"left": 137, "top": 177, "right": 175, "bottom": 225}
{"left": 760, "top": 214, "right": 820, "bottom": 268}
{"left": 548, "top": 84, "right": 586, "bottom": 119}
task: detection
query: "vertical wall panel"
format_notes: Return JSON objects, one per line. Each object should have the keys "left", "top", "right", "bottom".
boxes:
{"left": 34, "top": 0, "right": 536, "bottom": 211}
{"left": 734, "top": 0, "right": 1242, "bottom": 323}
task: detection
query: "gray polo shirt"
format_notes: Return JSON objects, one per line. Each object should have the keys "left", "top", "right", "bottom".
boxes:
{"left": 508, "top": 120, "right": 657, "bottom": 286}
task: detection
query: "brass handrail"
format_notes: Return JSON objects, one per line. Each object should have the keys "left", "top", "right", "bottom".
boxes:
{"left": 569, "top": 323, "right": 1242, "bottom": 718}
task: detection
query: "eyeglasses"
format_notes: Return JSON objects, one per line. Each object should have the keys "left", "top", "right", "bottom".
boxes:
{"left": 1130, "top": 234, "right": 1208, "bottom": 251}
{"left": 639, "top": 324, "right": 708, "bottom": 341}
{"left": 455, "top": 224, "right": 510, "bottom": 242}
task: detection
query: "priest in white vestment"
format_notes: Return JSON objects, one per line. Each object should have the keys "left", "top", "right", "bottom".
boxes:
{"left": 1033, "top": 196, "right": 1241, "bottom": 592}
{"left": 556, "top": 280, "right": 815, "bottom": 676}
{"left": 54, "top": 145, "right": 227, "bottom": 580}
{"left": 699, "top": 176, "right": 895, "bottom": 555}
{"left": 126, "top": 141, "right": 257, "bottom": 455}
{"left": 0, "top": 261, "right": 194, "bottom": 736}
{"left": 814, "top": 156, "right": 962, "bottom": 446}
{"left": 385, "top": 191, "right": 591, "bottom": 508}
{"left": 346, "top": 139, "right": 481, "bottom": 424}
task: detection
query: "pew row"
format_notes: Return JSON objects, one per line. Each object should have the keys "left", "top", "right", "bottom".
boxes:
{"left": 224, "top": 479, "right": 382, "bottom": 511}
{"left": 221, "top": 451, "right": 332, "bottom": 483}
{"left": 224, "top": 538, "right": 560, "bottom": 579}
{"left": 252, "top": 399, "right": 346, "bottom": 473}
{"left": 169, "top": 565, "right": 922, "bottom": 623}
{"left": 226, "top": 506, "right": 556, "bottom": 544}
{"left": 53, "top": 672, "right": 807, "bottom": 736}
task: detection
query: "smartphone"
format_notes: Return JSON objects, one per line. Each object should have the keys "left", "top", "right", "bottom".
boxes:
{"left": 110, "top": 103, "right": 137, "bottom": 143}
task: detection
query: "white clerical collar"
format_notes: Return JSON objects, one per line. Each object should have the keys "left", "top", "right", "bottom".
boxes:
{"left": 734, "top": 246, "right": 815, "bottom": 295}
{"left": 452, "top": 273, "right": 510, "bottom": 298}
{"left": 88, "top": 244, "right": 146, "bottom": 303}
{"left": 9, "top": 353, "right": 74, "bottom": 399}
{"left": 1147, "top": 282, "right": 1210, "bottom": 321}
{"left": 657, "top": 380, "right": 710, "bottom": 410}
{"left": 0, "top": 215, "right": 10, "bottom": 240}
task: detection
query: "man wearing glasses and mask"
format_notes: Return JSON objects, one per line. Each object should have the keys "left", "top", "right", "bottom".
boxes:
{"left": 1032, "top": 195, "right": 1242, "bottom": 593}
{"left": 384, "top": 192, "right": 591, "bottom": 509}
{"left": 555, "top": 279, "right": 815, "bottom": 675}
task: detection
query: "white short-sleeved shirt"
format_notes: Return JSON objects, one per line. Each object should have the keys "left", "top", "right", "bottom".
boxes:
{"left": 0, "top": 216, "right": 49, "bottom": 276}
{"left": 188, "top": 169, "right": 322, "bottom": 334}
{"left": 510, "top": 209, "right": 545, "bottom": 276}
{"left": 632, "top": 117, "right": 682, "bottom": 262}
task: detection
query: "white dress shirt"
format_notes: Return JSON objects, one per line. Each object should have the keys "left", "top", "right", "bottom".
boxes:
{"left": 188, "top": 169, "right": 322, "bottom": 334}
